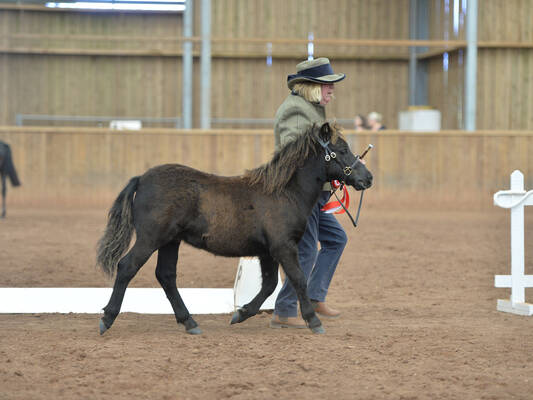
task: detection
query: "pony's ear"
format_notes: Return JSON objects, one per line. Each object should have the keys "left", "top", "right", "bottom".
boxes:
{"left": 319, "top": 122, "right": 332, "bottom": 142}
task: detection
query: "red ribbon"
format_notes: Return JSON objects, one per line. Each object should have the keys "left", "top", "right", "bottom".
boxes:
{"left": 321, "top": 183, "right": 350, "bottom": 214}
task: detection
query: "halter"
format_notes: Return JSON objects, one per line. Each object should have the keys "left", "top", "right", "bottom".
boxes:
{"left": 317, "top": 138, "right": 360, "bottom": 177}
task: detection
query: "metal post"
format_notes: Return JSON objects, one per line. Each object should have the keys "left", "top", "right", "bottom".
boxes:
{"left": 408, "top": 0, "right": 429, "bottom": 106}
{"left": 408, "top": 0, "right": 418, "bottom": 106}
{"left": 182, "top": 0, "right": 193, "bottom": 129}
{"left": 200, "top": 0, "right": 211, "bottom": 129}
{"left": 465, "top": 0, "right": 478, "bottom": 131}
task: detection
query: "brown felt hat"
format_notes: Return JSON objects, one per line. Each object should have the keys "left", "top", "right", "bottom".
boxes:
{"left": 287, "top": 57, "right": 346, "bottom": 90}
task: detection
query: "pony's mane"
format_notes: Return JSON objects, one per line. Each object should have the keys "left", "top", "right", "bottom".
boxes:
{"left": 243, "top": 123, "right": 342, "bottom": 195}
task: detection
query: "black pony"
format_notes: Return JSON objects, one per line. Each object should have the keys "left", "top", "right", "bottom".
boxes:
{"left": 0, "top": 141, "right": 21, "bottom": 218}
{"left": 96, "top": 122, "right": 372, "bottom": 335}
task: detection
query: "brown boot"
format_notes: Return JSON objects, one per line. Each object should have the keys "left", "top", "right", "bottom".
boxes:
{"left": 311, "top": 301, "right": 341, "bottom": 319}
{"left": 269, "top": 314, "right": 307, "bottom": 329}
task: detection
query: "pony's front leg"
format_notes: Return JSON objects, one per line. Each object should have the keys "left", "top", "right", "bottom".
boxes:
{"left": 271, "top": 245, "right": 324, "bottom": 334}
{"left": 231, "top": 255, "right": 279, "bottom": 325}
{"left": 1, "top": 174, "right": 6, "bottom": 218}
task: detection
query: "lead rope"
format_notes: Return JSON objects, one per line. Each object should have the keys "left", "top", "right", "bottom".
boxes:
{"left": 332, "top": 186, "right": 364, "bottom": 227}
{"left": 332, "top": 143, "right": 373, "bottom": 227}
{"left": 319, "top": 141, "right": 372, "bottom": 228}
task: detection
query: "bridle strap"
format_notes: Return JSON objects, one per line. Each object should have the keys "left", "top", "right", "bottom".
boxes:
{"left": 342, "top": 155, "right": 360, "bottom": 176}
{"left": 317, "top": 138, "right": 358, "bottom": 176}
{"left": 318, "top": 137, "right": 367, "bottom": 228}
{"left": 317, "top": 138, "right": 336, "bottom": 162}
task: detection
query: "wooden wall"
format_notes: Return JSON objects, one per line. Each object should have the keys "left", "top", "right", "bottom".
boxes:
{"left": 477, "top": 0, "right": 533, "bottom": 42}
{"left": 1, "top": 2, "right": 532, "bottom": 131}
{"left": 428, "top": 0, "right": 533, "bottom": 42}
{"left": 0, "top": 2, "right": 410, "bottom": 130}
{"left": 426, "top": 49, "right": 465, "bottom": 130}
{"left": 208, "top": 58, "right": 408, "bottom": 128}
{"left": 206, "top": 0, "right": 410, "bottom": 58}
{"left": 425, "top": 0, "right": 533, "bottom": 130}
{"left": 0, "top": 8, "right": 185, "bottom": 127}
{"left": 2, "top": 127, "right": 532, "bottom": 207}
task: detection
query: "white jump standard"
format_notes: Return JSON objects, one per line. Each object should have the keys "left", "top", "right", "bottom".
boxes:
{"left": 494, "top": 170, "right": 533, "bottom": 316}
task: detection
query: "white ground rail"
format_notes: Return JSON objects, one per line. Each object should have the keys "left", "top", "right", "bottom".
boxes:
{"left": 494, "top": 170, "right": 533, "bottom": 315}
{"left": 0, "top": 258, "right": 281, "bottom": 314}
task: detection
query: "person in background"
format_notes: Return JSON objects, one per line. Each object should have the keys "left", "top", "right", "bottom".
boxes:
{"left": 271, "top": 57, "right": 348, "bottom": 329}
{"left": 354, "top": 114, "right": 368, "bottom": 131}
{"left": 367, "top": 111, "right": 386, "bottom": 131}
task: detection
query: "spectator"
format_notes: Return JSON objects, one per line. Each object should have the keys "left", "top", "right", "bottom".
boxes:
{"left": 354, "top": 114, "right": 368, "bottom": 131}
{"left": 367, "top": 111, "right": 386, "bottom": 131}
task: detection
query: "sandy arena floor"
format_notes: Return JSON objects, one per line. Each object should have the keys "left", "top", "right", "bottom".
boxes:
{"left": 1, "top": 203, "right": 533, "bottom": 399}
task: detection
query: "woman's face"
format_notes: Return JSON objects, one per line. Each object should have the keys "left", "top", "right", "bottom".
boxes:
{"left": 320, "top": 83, "right": 335, "bottom": 105}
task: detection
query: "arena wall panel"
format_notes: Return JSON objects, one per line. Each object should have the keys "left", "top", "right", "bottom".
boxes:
{"left": 0, "top": 2, "right": 531, "bottom": 131}
{"left": 0, "top": 2, "right": 410, "bottom": 130}
{"left": 1, "top": 127, "right": 532, "bottom": 207}
{"left": 425, "top": 0, "right": 533, "bottom": 130}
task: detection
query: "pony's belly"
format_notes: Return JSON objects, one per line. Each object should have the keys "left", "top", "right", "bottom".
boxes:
{"left": 204, "top": 237, "right": 264, "bottom": 258}
{"left": 183, "top": 233, "right": 264, "bottom": 258}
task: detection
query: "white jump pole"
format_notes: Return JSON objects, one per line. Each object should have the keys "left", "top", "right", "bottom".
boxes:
{"left": 494, "top": 170, "right": 533, "bottom": 315}
{"left": 0, "top": 258, "right": 280, "bottom": 315}
{"left": 0, "top": 288, "right": 234, "bottom": 314}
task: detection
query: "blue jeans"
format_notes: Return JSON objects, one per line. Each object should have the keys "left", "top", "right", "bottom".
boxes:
{"left": 274, "top": 191, "right": 348, "bottom": 318}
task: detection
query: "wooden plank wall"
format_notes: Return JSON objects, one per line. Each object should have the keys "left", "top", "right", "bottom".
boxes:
{"left": 208, "top": 58, "right": 408, "bottom": 129}
{"left": 0, "top": 2, "right": 410, "bottom": 130}
{"left": 426, "top": 50, "right": 465, "bottom": 130}
{"left": 427, "top": 0, "right": 533, "bottom": 42}
{"left": 426, "top": 0, "right": 533, "bottom": 129}
{"left": 206, "top": 0, "right": 410, "bottom": 58}
{"left": 477, "top": 48, "right": 533, "bottom": 130}
{"left": 0, "top": 9, "right": 184, "bottom": 127}
{"left": 1, "top": 127, "right": 532, "bottom": 207}
{"left": 477, "top": 0, "right": 533, "bottom": 42}
{"left": 1, "top": 2, "right": 531, "bottom": 131}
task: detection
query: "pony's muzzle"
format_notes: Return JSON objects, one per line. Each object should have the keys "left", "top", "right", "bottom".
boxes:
{"left": 357, "top": 175, "right": 373, "bottom": 190}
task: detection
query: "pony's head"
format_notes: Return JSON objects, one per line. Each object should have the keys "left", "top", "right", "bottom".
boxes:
{"left": 244, "top": 122, "right": 372, "bottom": 195}
{"left": 315, "top": 122, "right": 373, "bottom": 191}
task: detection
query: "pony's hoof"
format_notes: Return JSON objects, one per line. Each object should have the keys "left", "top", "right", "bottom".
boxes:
{"left": 311, "top": 325, "right": 325, "bottom": 334}
{"left": 230, "top": 310, "right": 243, "bottom": 324}
{"left": 186, "top": 326, "right": 202, "bottom": 335}
{"left": 99, "top": 319, "right": 109, "bottom": 335}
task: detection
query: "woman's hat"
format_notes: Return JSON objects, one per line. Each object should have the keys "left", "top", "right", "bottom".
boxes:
{"left": 287, "top": 57, "right": 345, "bottom": 89}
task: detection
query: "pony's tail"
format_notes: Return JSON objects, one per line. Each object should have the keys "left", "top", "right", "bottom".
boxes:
{"left": 4, "top": 145, "right": 20, "bottom": 187}
{"left": 96, "top": 176, "right": 140, "bottom": 277}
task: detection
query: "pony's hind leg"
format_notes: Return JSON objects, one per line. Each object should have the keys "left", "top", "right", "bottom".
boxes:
{"left": 155, "top": 241, "right": 201, "bottom": 335}
{"left": 231, "top": 255, "right": 279, "bottom": 325}
{"left": 100, "top": 240, "right": 154, "bottom": 335}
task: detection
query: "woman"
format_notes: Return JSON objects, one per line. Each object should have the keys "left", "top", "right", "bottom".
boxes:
{"left": 354, "top": 114, "right": 368, "bottom": 131}
{"left": 367, "top": 111, "right": 386, "bottom": 131}
{"left": 271, "top": 57, "right": 349, "bottom": 329}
